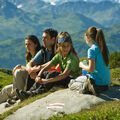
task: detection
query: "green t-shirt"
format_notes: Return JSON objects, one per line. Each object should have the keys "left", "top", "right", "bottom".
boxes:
{"left": 51, "top": 52, "right": 81, "bottom": 78}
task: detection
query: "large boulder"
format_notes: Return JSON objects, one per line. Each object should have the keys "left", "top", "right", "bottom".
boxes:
{"left": 4, "top": 89, "right": 104, "bottom": 120}
{"left": 3, "top": 86, "right": 120, "bottom": 120}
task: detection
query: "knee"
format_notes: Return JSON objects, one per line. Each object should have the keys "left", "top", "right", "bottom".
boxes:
{"left": 14, "top": 69, "right": 28, "bottom": 80}
{"left": 14, "top": 69, "right": 24, "bottom": 76}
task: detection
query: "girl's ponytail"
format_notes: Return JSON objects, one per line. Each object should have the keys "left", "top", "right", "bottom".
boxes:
{"left": 95, "top": 28, "right": 109, "bottom": 66}
{"left": 86, "top": 26, "right": 109, "bottom": 66}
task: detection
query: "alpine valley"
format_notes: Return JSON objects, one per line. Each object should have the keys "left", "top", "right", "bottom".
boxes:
{"left": 0, "top": 0, "right": 120, "bottom": 68}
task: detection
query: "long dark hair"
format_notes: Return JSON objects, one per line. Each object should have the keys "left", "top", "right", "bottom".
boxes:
{"left": 25, "top": 35, "right": 41, "bottom": 62}
{"left": 86, "top": 26, "right": 109, "bottom": 66}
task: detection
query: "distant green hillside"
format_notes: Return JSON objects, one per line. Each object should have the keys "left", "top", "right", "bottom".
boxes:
{"left": 0, "top": 12, "right": 102, "bottom": 42}
{"left": 0, "top": 68, "right": 13, "bottom": 91}
{"left": 1, "top": 0, "right": 120, "bottom": 42}
{"left": 0, "top": 0, "right": 120, "bottom": 68}
{"left": 53, "top": 1, "right": 120, "bottom": 27}
{"left": 0, "top": 38, "right": 25, "bottom": 68}
{"left": 104, "top": 24, "right": 120, "bottom": 52}
{"left": 71, "top": 24, "right": 120, "bottom": 57}
{"left": 0, "top": 24, "right": 120, "bottom": 68}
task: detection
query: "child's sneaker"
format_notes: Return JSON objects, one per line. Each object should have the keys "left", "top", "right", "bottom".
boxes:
{"left": 7, "top": 98, "right": 16, "bottom": 105}
{"left": 4, "top": 103, "right": 12, "bottom": 108}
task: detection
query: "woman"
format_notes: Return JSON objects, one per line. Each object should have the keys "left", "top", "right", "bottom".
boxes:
{"left": 0, "top": 35, "right": 41, "bottom": 104}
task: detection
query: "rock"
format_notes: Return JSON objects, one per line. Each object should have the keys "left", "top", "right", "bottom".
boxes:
{"left": 0, "top": 100, "right": 20, "bottom": 115}
{"left": 4, "top": 89, "right": 104, "bottom": 120}
{"left": 2, "top": 86, "right": 120, "bottom": 120}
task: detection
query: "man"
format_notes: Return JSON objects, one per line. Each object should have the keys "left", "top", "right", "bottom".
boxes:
{"left": 26, "top": 28, "right": 58, "bottom": 90}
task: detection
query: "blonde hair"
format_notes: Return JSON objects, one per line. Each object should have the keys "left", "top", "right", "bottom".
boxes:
{"left": 86, "top": 26, "right": 109, "bottom": 66}
{"left": 55, "top": 32, "right": 77, "bottom": 55}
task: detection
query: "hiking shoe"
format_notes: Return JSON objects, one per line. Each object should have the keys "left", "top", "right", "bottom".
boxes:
{"left": 12, "top": 96, "right": 18, "bottom": 101}
{"left": 7, "top": 98, "right": 16, "bottom": 105}
{"left": 15, "top": 88, "right": 25, "bottom": 101}
{"left": 5, "top": 103, "right": 12, "bottom": 108}
{"left": 81, "top": 80, "right": 89, "bottom": 94}
{"left": 117, "top": 78, "right": 120, "bottom": 81}
{"left": 20, "top": 91, "right": 31, "bottom": 99}
{"left": 87, "top": 79, "right": 96, "bottom": 95}
{"left": 81, "top": 78, "right": 96, "bottom": 95}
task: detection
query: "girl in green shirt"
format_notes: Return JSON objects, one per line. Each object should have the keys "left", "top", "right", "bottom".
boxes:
{"left": 35, "top": 32, "right": 81, "bottom": 86}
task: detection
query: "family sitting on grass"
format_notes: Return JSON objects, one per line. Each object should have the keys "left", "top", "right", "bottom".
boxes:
{"left": 0, "top": 26, "right": 111, "bottom": 107}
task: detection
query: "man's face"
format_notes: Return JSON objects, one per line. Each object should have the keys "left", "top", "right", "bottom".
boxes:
{"left": 42, "top": 32, "right": 52, "bottom": 49}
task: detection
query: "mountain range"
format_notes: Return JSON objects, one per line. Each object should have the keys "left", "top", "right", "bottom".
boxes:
{"left": 7, "top": 0, "right": 120, "bottom": 27}
{"left": 0, "top": 0, "right": 120, "bottom": 68}
{"left": 42, "top": 0, "right": 120, "bottom": 5}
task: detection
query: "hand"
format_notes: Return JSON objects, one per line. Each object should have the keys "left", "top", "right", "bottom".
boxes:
{"left": 35, "top": 76, "right": 41, "bottom": 83}
{"left": 35, "top": 77, "right": 48, "bottom": 84}
{"left": 30, "top": 72, "right": 37, "bottom": 79}
{"left": 79, "top": 62, "right": 84, "bottom": 68}
{"left": 27, "top": 67, "right": 33, "bottom": 74}
{"left": 27, "top": 66, "right": 40, "bottom": 74}
{"left": 12, "top": 64, "right": 21, "bottom": 75}
{"left": 38, "top": 79, "right": 48, "bottom": 84}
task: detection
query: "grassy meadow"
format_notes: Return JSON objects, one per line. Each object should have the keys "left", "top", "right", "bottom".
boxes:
{"left": 0, "top": 67, "right": 120, "bottom": 120}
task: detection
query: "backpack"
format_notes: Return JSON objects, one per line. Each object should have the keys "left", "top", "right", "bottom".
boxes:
{"left": 68, "top": 76, "right": 96, "bottom": 95}
{"left": 41, "top": 46, "right": 55, "bottom": 64}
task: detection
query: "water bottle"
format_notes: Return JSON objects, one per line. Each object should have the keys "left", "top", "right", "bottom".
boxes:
{"left": 82, "top": 60, "right": 88, "bottom": 75}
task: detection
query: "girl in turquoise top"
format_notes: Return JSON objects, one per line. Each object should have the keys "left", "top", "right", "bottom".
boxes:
{"left": 79, "top": 26, "right": 111, "bottom": 94}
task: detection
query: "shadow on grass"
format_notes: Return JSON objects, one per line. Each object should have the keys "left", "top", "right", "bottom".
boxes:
{"left": 99, "top": 85, "right": 120, "bottom": 101}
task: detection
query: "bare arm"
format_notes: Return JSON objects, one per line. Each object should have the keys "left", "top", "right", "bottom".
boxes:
{"left": 79, "top": 59, "right": 95, "bottom": 73}
{"left": 26, "top": 60, "right": 43, "bottom": 75}
{"left": 36, "top": 61, "right": 53, "bottom": 77}
{"left": 36, "top": 67, "right": 71, "bottom": 84}
{"left": 26, "top": 61, "right": 36, "bottom": 68}
{"left": 27, "top": 60, "right": 51, "bottom": 74}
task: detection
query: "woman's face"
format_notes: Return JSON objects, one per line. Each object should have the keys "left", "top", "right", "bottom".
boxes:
{"left": 25, "top": 39, "right": 37, "bottom": 53}
{"left": 59, "top": 42, "right": 71, "bottom": 57}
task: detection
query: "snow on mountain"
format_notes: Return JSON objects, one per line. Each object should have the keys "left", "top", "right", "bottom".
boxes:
{"left": 50, "top": 2, "right": 56, "bottom": 5}
{"left": 43, "top": 0, "right": 120, "bottom": 4}
{"left": 17, "top": 4, "right": 22, "bottom": 8}
{"left": 43, "top": 0, "right": 82, "bottom": 5}
{"left": 115, "top": 0, "right": 120, "bottom": 3}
